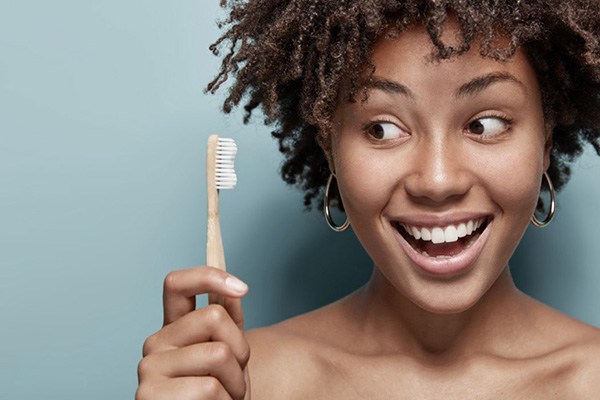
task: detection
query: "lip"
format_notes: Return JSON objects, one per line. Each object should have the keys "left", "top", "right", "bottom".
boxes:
{"left": 392, "top": 216, "right": 493, "bottom": 276}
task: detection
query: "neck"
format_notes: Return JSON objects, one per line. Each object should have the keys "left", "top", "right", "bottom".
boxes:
{"left": 352, "top": 266, "right": 527, "bottom": 359}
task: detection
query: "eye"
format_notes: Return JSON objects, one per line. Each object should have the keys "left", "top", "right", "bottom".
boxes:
{"left": 465, "top": 116, "right": 511, "bottom": 138}
{"left": 366, "top": 122, "right": 406, "bottom": 141}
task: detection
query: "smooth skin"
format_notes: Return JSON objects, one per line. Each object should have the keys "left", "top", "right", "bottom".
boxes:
{"left": 137, "top": 23, "right": 600, "bottom": 400}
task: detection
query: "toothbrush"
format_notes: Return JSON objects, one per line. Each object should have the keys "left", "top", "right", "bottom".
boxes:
{"left": 206, "top": 134, "right": 237, "bottom": 306}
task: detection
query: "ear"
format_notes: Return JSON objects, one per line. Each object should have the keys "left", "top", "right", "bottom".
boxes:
{"left": 543, "top": 124, "right": 553, "bottom": 171}
{"left": 316, "top": 131, "right": 336, "bottom": 175}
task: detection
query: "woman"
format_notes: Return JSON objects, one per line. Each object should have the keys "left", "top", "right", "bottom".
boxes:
{"left": 136, "top": 1, "right": 600, "bottom": 398}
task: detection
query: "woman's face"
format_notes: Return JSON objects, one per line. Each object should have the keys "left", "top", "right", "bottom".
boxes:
{"left": 330, "top": 24, "right": 551, "bottom": 313}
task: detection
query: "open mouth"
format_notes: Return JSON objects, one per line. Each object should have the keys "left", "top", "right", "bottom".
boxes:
{"left": 392, "top": 218, "right": 491, "bottom": 259}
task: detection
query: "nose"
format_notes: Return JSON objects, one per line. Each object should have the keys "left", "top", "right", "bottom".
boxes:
{"left": 403, "top": 135, "right": 472, "bottom": 205}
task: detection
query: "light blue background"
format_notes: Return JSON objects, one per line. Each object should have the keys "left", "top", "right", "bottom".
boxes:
{"left": 1, "top": 1, "right": 599, "bottom": 399}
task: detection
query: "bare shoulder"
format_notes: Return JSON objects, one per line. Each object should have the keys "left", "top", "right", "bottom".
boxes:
{"left": 533, "top": 303, "right": 600, "bottom": 397}
{"left": 564, "top": 323, "right": 600, "bottom": 397}
{"left": 245, "top": 302, "right": 351, "bottom": 399}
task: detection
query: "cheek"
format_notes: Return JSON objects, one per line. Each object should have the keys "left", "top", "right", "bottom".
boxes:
{"left": 334, "top": 148, "right": 399, "bottom": 263}
{"left": 478, "top": 144, "right": 544, "bottom": 216}
{"left": 333, "top": 141, "right": 396, "bottom": 218}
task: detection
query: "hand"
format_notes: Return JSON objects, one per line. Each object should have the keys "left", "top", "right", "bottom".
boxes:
{"left": 136, "top": 266, "right": 251, "bottom": 400}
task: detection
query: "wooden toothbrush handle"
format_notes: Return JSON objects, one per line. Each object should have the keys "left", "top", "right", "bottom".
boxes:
{"left": 206, "top": 135, "right": 226, "bottom": 306}
{"left": 207, "top": 200, "right": 226, "bottom": 306}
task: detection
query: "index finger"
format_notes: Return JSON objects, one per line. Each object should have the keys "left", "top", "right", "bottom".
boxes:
{"left": 162, "top": 266, "right": 248, "bottom": 325}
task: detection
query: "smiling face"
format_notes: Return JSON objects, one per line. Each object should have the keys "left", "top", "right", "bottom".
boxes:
{"left": 330, "top": 24, "right": 551, "bottom": 313}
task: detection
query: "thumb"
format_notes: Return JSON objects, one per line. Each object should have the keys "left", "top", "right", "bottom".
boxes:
{"left": 224, "top": 290, "right": 246, "bottom": 331}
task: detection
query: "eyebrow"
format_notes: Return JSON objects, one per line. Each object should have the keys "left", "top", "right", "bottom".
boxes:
{"left": 365, "top": 71, "right": 525, "bottom": 100}
{"left": 365, "top": 78, "right": 416, "bottom": 99}
{"left": 455, "top": 72, "right": 525, "bottom": 98}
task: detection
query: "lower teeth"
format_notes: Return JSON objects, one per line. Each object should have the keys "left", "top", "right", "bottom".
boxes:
{"left": 420, "top": 250, "right": 451, "bottom": 258}
{"left": 415, "top": 231, "right": 482, "bottom": 258}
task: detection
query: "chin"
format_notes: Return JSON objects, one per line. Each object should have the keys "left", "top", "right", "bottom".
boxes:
{"left": 374, "top": 260, "right": 498, "bottom": 315}
{"left": 409, "top": 263, "right": 508, "bottom": 315}
{"left": 409, "top": 290, "right": 484, "bottom": 315}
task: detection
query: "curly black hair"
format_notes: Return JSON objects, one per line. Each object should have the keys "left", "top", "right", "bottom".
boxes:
{"left": 207, "top": 0, "right": 600, "bottom": 210}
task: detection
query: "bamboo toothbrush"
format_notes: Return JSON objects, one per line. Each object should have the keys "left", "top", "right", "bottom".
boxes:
{"left": 206, "top": 134, "right": 237, "bottom": 306}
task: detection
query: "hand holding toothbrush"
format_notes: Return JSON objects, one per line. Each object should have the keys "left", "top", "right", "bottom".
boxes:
{"left": 136, "top": 136, "right": 251, "bottom": 399}
{"left": 136, "top": 266, "right": 251, "bottom": 400}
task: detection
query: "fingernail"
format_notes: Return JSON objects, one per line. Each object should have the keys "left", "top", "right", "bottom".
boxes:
{"left": 225, "top": 276, "right": 248, "bottom": 294}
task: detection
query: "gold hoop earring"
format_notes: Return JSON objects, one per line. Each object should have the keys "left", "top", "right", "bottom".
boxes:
{"left": 531, "top": 171, "right": 556, "bottom": 228}
{"left": 324, "top": 174, "right": 350, "bottom": 232}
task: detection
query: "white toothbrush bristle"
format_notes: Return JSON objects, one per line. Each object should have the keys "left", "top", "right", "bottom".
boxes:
{"left": 215, "top": 138, "right": 237, "bottom": 189}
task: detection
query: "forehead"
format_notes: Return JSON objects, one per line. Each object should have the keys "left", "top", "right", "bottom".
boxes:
{"left": 367, "top": 23, "right": 540, "bottom": 97}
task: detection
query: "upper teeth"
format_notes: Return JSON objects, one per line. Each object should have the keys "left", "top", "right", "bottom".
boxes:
{"left": 401, "top": 218, "right": 486, "bottom": 244}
